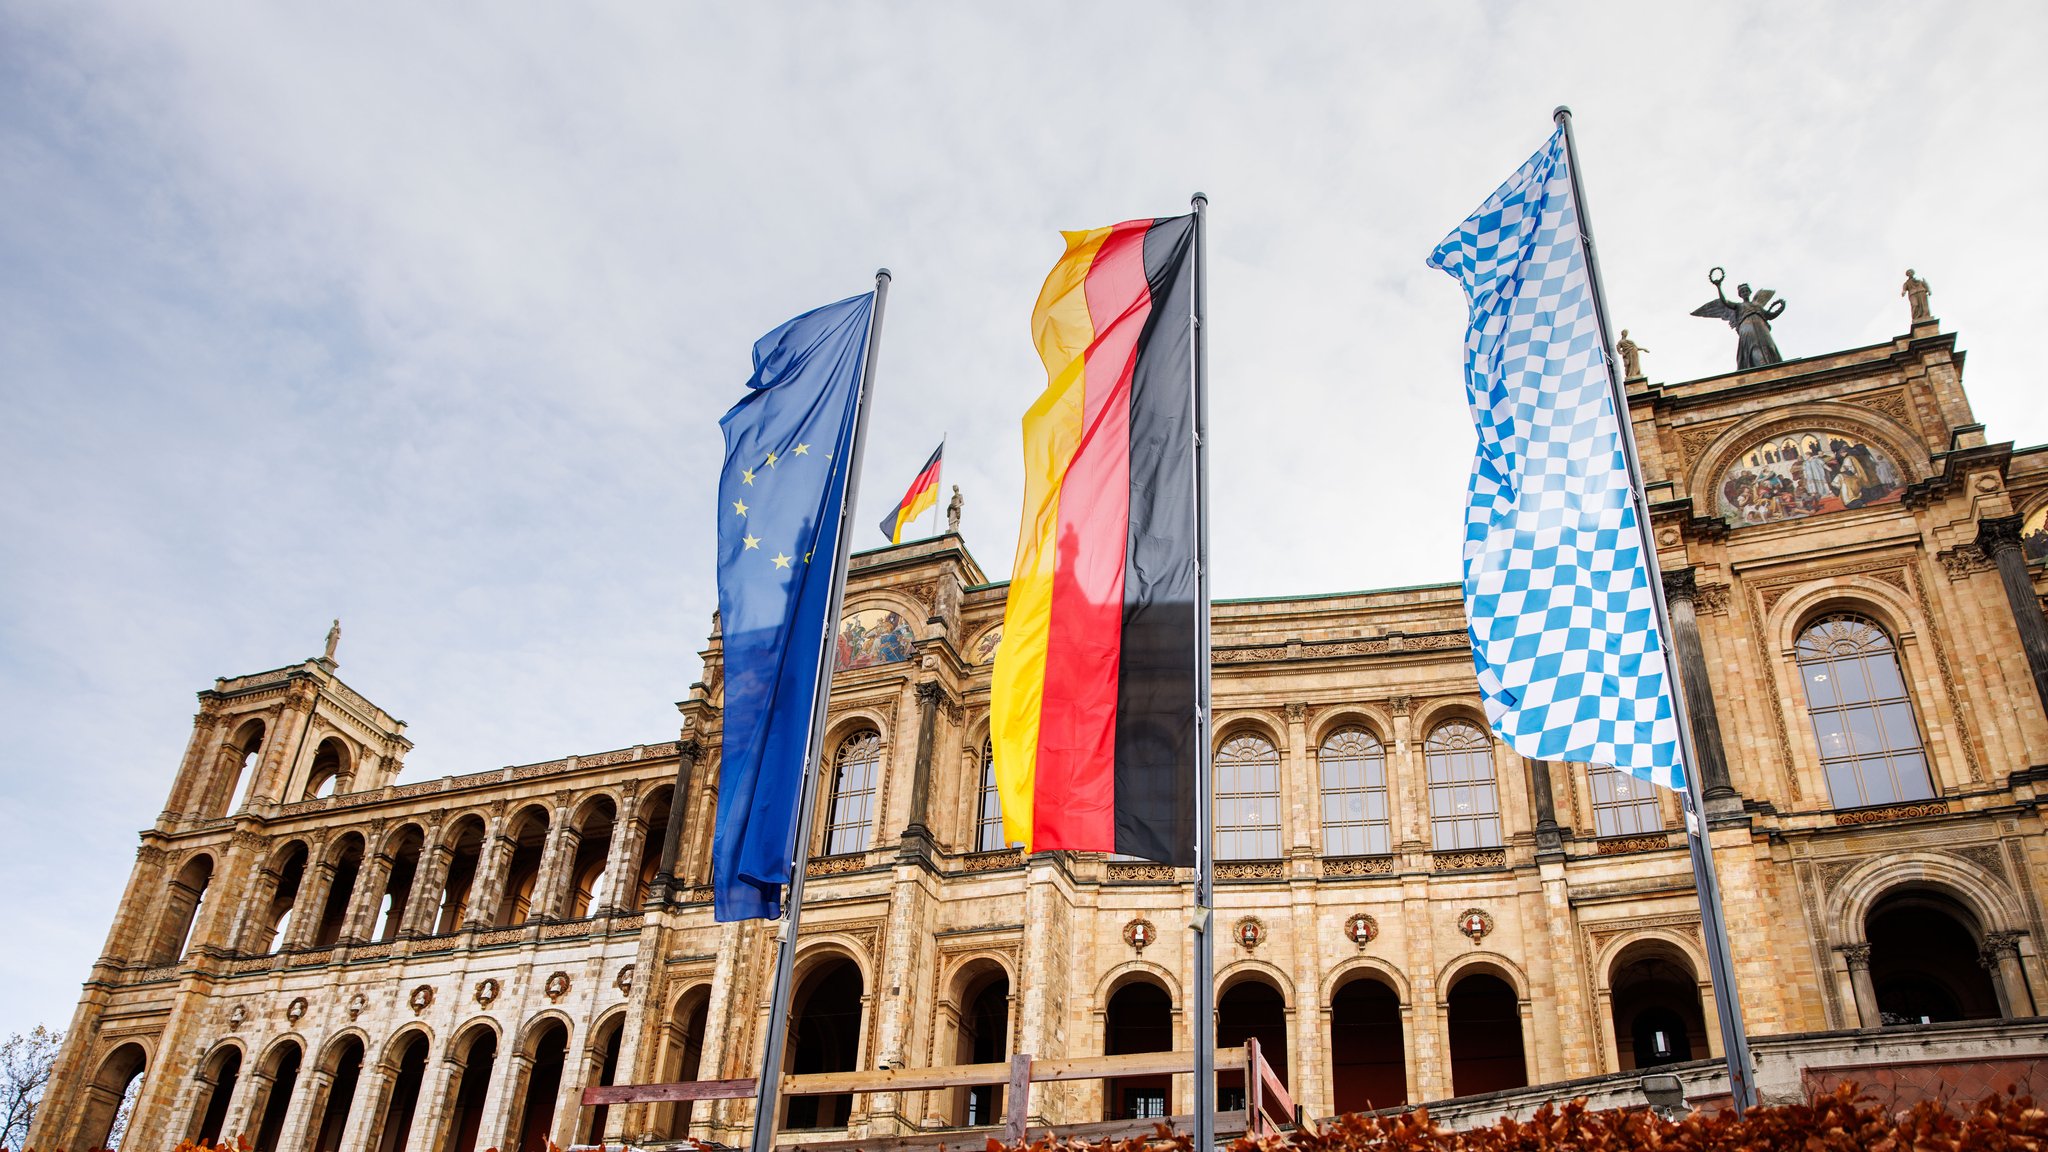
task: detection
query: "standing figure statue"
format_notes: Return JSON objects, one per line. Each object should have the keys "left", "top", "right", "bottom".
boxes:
{"left": 945, "top": 484, "right": 963, "bottom": 534}
{"left": 1691, "top": 267, "right": 1786, "bottom": 370}
{"left": 324, "top": 619, "right": 341, "bottom": 663}
{"left": 1615, "top": 329, "right": 1649, "bottom": 381}
{"left": 1901, "top": 268, "right": 1933, "bottom": 324}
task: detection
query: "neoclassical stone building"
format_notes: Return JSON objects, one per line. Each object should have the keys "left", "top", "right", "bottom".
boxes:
{"left": 35, "top": 304, "right": 2048, "bottom": 1152}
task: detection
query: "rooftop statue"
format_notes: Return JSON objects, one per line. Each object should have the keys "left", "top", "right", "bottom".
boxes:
{"left": 1902, "top": 268, "right": 1933, "bottom": 324}
{"left": 1691, "top": 267, "right": 1786, "bottom": 370}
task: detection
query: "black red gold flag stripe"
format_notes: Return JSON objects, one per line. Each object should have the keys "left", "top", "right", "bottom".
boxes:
{"left": 989, "top": 214, "right": 1197, "bottom": 866}
{"left": 877, "top": 443, "right": 942, "bottom": 544}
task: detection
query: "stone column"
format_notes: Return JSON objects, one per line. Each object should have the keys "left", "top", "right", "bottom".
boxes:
{"left": 530, "top": 804, "right": 577, "bottom": 921}
{"left": 1661, "top": 569, "right": 1738, "bottom": 803}
{"left": 900, "top": 681, "right": 946, "bottom": 852}
{"left": 1979, "top": 516, "right": 2048, "bottom": 715}
{"left": 1981, "top": 931, "right": 2030, "bottom": 1018}
{"left": 276, "top": 1066, "right": 330, "bottom": 1152}
{"left": 405, "top": 1053, "right": 462, "bottom": 1152}
{"left": 600, "top": 788, "right": 644, "bottom": 913}
{"left": 403, "top": 844, "right": 455, "bottom": 937}
{"left": 345, "top": 852, "right": 393, "bottom": 944}
{"left": 652, "top": 740, "right": 703, "bottom": 903}
{"left": 286, "top": 857, "right": 339, "bottom": 950}
{"left": 466, "top": 824, "right": 515, "bottom": 930}
{"left": 334, "top": 1060, "right": 390, "bottom": 1152}
{"left": 1529, "top": 759, "right": 1563, "bottom": 854}
{"left": 1842, "top": 945, "right": 1880, "bottom": 1027}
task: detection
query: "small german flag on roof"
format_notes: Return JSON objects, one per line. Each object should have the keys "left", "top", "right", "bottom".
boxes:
{"left": 878, "top": 443, "right": 942, "bottom": 544}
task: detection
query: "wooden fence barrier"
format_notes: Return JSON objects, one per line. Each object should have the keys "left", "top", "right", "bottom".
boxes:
{"left": 581, "top": 1039, "right": 1308, "bottom": 1148}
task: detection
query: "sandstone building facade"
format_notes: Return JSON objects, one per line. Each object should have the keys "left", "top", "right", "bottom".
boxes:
{"left": 34, "top": 307, "right": 2048, "bottom": 1152}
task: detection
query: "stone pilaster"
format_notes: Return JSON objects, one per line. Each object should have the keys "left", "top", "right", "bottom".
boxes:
{"left": 1978, "top": 515, "right": 2048, "bottom": 716}
{"left": 1662, "top": 568, "right": 1739, "bottom": 806}
{"left": 652, "top": 739, "right": 703, "bottom": 902}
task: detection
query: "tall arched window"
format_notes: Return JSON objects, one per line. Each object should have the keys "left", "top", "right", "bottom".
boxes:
{"left": 1588, "top": 767, "right": 1662, "bottom": 837}
{"left": 1426, "top": 720, "right": 1501, "bottom": 850}
{"left": 1320, "top": 729, "right": 1391, "bottom": 857}
{"left": 974, "top": 739, "right": 1006, "bottom": 852}
{"left": 824, "top": 731, "right": 881, "bottom": 855}
{"left": 1214, "top": 733, "right": 1281, "bottom": 859}
{"left": 1796, "top": 614, "right": 1934, "bottom": 808}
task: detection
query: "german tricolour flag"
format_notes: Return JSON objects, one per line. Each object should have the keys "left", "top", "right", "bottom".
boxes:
{"left": 989, "top": 215, "right": 1198, "bottom": 866}
{"left": 877, "top": 443, "right": 943, "bottom": 544}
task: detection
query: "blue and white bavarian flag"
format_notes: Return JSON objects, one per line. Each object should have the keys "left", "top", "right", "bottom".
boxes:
{"left": 712, "top": 292, "right": 874, "bottom": 921}
{"left": 1426, "top": 128, "right": 1683, "bottom": 790}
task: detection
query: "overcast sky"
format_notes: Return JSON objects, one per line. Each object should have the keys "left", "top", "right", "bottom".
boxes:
{"left": 3, "top": 2, "right": 2043, "bottom": 1041}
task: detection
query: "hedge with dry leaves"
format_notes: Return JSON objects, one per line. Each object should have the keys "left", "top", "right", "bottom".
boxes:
{"left": 985, "top": 1084, "right": 2048, "bottom": 1152}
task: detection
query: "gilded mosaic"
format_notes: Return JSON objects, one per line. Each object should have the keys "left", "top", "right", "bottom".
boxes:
{"left": 1716, "top": 429, "right": 1903, "bottom": 527}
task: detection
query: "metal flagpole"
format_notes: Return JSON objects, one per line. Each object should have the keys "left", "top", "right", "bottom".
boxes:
{"left": 930, "top": 432, "right": 946, "bottom": 538}
{"left": 1553, "top": 106, "right": 1758, "bottom": 1112}
{"left": 749, "top": 269, "right": 894, "bottom": 1152}
{"left": 1189, "top": 193, "right": 1217, "bottom": 1151}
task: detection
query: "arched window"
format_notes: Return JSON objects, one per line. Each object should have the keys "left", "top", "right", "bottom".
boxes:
{"left": 1319, "top": 728, "right": 1391, "bottom": 856}
{"left": 1588, "top": 767, "right": 1662, "bottom": 838}
{"left": 1214, "top": 733, "right": 1281, "bottom": 860}
{"left": 974, "top": 739, "right": 1006, "bottom": 852}
{"left": 1796, "top": 614, "right": 1934, "bottom": 809}
{"left": 824, "top": 731, "right": 881, "bottom": 856}
{"left": 1426, "top": 720, "right": 1501, "bottom": 851}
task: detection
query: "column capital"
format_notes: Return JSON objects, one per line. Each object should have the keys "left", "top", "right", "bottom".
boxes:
{"left": 676, "top": 738, "right": 704, "bottom": 761}
{"left": 914, "top": 680, "right": 948, "bottom": 707}
{"left": 1978, "top": 514, "right": 2025, "bottom": 556}
{"left": 1661, "top": 566, "right": 1698, "bottom": 604}
{"left": 1839, "top": 943, "right": 1872, "bottom": 968}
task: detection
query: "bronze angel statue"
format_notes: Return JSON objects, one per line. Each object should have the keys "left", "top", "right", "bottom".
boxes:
{"left": 1691, "top": 267, "right": 1785, "bottom": 370}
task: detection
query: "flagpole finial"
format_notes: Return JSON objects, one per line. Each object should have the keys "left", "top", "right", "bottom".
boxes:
{"left": 1553, "top": 105, "right": 1573, "bottom": 123}
{"left": 1191, "top": 192, "right": 1208, "bottom": 209}
{"left": 875, "top": 268, "right": 892, "bottom": 284}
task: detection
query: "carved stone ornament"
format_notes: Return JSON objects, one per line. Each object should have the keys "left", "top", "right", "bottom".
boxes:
{"left": 227, "top": 1004, "right": 248, "bottom": 1030}
{"left": 544, "top": 971, "right": 572, "bottom": 1002}
{"left": 1344, "top": 913, "right": 1379, "bottom": 948}
{"left": 1235, "top": 916, "right": 1266, "bottom": 950}
{"left": 346, "top": 992, "right": 369, "bottom": 1020}
{"left": 615, "top": 964, "right": 635, "bottom": 995}
{"left": 408, "top": 984, "right": 435, "bottom": 1015}
{"left": 473, "top": 978, "right": 500, "bottom": 1007}
{"left": 285, "top": 996, "right": 309, "bottom": 1023}
{"left": 1123, "top": 918, "right": 1156, "bottom": 954}
{"left": 1457, "top": 908, "right": 1494, "bottom": 943}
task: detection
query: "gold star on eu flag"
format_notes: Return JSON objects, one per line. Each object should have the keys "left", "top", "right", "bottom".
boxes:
{"left": 741, "top": 468, "right": 755, "bottom": 485}
{"left": 764, "top": 451, "right": 778, "bottom": 468}
{"left": 742, "top": 534, "right": 760, "bottom": 550}
{"left": 731, "top": 499, "right": 748, "bottom": 517}
{"left": 793, "top": 443, "right": 809, "bottom": 455}
{"left": 771, "top": 552, "right": 792, "bottom": 569}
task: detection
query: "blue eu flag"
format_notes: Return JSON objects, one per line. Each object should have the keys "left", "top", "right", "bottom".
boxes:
{"left": 712, "top": 292, "right": 875, "bottom": 921}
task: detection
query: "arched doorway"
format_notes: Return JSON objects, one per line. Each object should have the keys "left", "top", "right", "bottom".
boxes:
{"left": 312, "top": 1036, "right": 365, "bottom": 1152}
{"left": 192, "top": 1046, "right": 242, "bottom": 1145}
{"left": 561, "top": 798, "right": 616, "bottom": 919}
{"left": 252, "top": 1040, "right": 304, "bottom": 1152}
{"left": 1217, "top": 978, "right": 1288, "bottom": 1114}
{"left": 1104, "top": 980, "right": 1174, "bottom": 1121}
{"left": 951, "top": 965, "right": 1010, "bottom": 1127}
{"left": 79, "top": 1043, "right": 148, "bottom": 1151}
{"left": 579, "top": 1015, "right": 626, "bottom": 1145}
{"left": 1329, "top": 975, "right": 1404, "bottom": 1113}
{"left": 513, "top": 1021, "right": 568, "bottom": 1152}
{"left": 440, "top": 1027, "right": 497, "bottom": 1152}
{"left": 1446, "top": 970, "right": 1525, "bottom": 1097}
{"left": 150, "top": 854, "right": 214, "bottom": 964}
{"left": 785, "top": 957, "right": 864, "bottom": 1130}
{"left": 1608, "top": 941, "right": 1707, "bottom": 1070}
{"left": 493, "top": 807, "right": 551, "bottom": 925}
{"left": 656, "top": 990, "right": 710, "bottom": 1139}
{"left": 1868, "top": 889, "right": 2002, "bottom": 1024}
{"left": 373, "top": 1032, "right": 430, "bottom": 1152}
